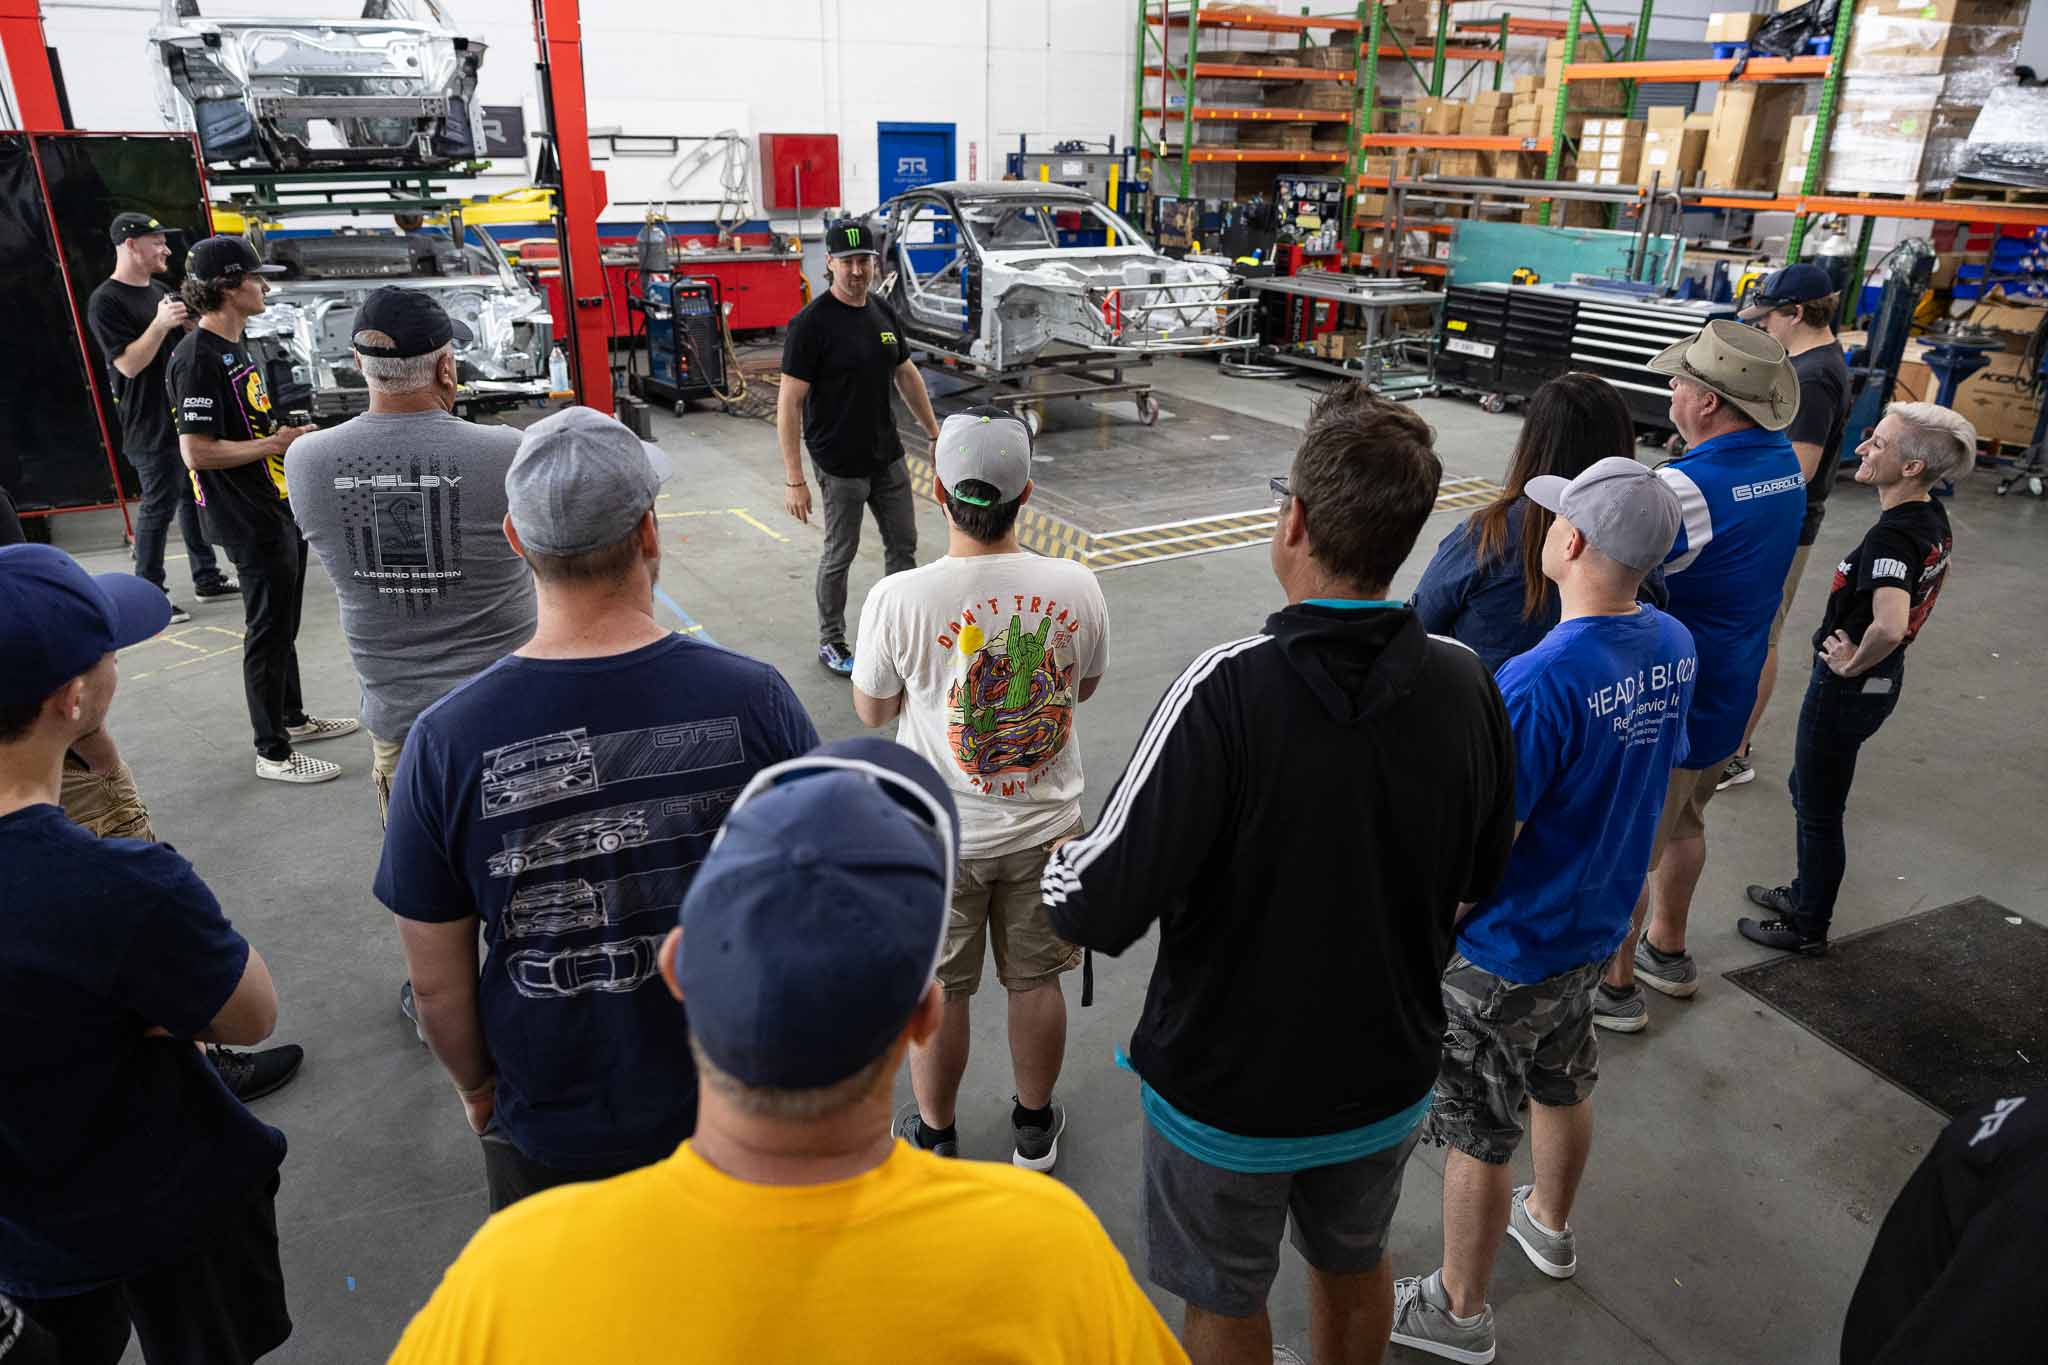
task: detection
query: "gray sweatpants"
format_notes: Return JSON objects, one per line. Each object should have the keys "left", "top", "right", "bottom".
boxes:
{"left": 815, "top": 456, "right": 917, "bottom": 646}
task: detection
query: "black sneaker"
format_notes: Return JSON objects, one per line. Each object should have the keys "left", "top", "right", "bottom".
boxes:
{"left": 194, "top": 578, "right": 240, "bottom": 599}
{"left": 166, "top": 601, "right": 192, "bottom": 625}
{"left": 818, "top": 641, "right": 855, "bottom": 677}
{"left": 1746, "top": 883, "right": 1800, "bottom": 917}
{"left": 208, "top": 1043, "right": 305, "bottom": 1102}
{"left": 1738, "top": 916, "right": 1828, "bottom": 955}
{"left": 1012, "top": 1097, "right": 1067, "bottom": 1172}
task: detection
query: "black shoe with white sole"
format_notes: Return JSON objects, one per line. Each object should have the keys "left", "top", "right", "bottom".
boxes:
{"left": 1738, "top": 915, "right": 1828, "bottom": 955}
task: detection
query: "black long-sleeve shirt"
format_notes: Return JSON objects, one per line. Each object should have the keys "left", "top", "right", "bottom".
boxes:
{"left": 1043, "top": 604, "right": 1515, "bottom": 1138}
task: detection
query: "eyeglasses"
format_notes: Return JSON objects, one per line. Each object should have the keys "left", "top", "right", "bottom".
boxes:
{"left": 1269, "top": 475, "right": 1293, "bottom": 507}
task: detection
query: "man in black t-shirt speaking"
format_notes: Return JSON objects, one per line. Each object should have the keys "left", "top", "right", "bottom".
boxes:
{"left": 1739, "top": 402, "right": 1976, "bottom": 954}
{"left": 86, "top": 213, "right": 235, "bottom": 622}
{"left": 777, "top": 219, "right": 942, "bottom": 677}
{"left": 1723, "top": 262, "right": 1854, "bottom": 792}
{"left": 167, "top": 236, "right": 357, "bottom": 785}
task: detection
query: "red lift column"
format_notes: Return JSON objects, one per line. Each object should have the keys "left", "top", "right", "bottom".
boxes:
{"left": 531, "top": 0, "right": 613, "bottom": 414}
{"left": 0, "top": 0, "right": 66, "bottom": 129}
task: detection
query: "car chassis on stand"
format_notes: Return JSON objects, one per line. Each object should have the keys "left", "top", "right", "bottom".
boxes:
{"left": 874, "top": 181, "right": 1256, "bottom": 435}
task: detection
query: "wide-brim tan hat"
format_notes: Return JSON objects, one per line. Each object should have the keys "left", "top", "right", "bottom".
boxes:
{"left": 1646, "top": 318, "right": 1799, "bottom": 432}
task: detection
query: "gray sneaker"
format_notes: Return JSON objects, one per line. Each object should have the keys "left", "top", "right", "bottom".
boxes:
{"left": 1592, "top": 982, "right": 1648, "bottom": 1034}
{"left": 1390, "top": 1269, "right": 1496, "bottom": 1364}
{"left": 891, "top": 1102, "right": 957, "bottom": 1157}
{"left": 1012, "top": 1098, "right": 1067, "bottom": 1172}
{"left": 1507, "top": 1185, "right": 1578, "bottom": 1279}
{"left": 1633, "top": 936, "right": 1699, "bottom": 999}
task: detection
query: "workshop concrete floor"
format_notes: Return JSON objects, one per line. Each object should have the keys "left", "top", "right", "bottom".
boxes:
{"left": 52, "top": 355, "right": 2046, "bottom": 1364}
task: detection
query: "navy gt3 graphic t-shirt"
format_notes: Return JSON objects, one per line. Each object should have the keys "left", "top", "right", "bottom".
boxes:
{"left": 167, "top": 326, "right": 291, "bottom": 547}
{"left": 374, "top": 634, "right": 820, "bottom": 1171}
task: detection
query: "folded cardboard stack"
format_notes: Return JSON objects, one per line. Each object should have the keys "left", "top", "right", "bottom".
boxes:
{"left": 1705, "top": 84, "right": 1804, "bottom": 191}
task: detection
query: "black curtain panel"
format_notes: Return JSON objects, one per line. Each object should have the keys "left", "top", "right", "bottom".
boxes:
{"left": 35, "top": 133, "right": 212, "bottom": 498}
{"left": 0, "top": 133, "right": 116, "bottom": 513}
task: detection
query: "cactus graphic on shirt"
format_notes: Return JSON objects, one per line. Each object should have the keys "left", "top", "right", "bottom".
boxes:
{"left": 947, "top": 609, "right": 1076, "bottom": 779}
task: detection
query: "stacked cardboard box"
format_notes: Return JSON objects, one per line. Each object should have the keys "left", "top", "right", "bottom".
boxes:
{"left": 1705, "top": 84, "right": 1803, "bottom": 190}
{"left": 1703, "top": 11, "right": 1766, "bottom": 42}
{"left": 1641, "top": 107, "right": 1711, "bottom": 187}
{"left": 1824, "top": 0, "right": 2029, "bottom": 194}
{"left": 1574, "top": 117, "right": 1645, "bottom": 185}
{"left": 1520, "top": 200, "right": 1608, "bottom": 228}
{"left": 1420, "top": 98, "right": 1464, "bottom": 135}
{"left": 1543, "top": 35, "right": 1628, "bottom": 109}
{"left": 1778, "top": 114, "right": 1818, "bottom": 195}
{"left": 1461, "top": 91, "right": 1511, "bottom": 134}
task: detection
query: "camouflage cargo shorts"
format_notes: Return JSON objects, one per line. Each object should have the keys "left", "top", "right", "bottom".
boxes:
{"left": 1422, "top": 954, "right": 1603, "bottom": 1165}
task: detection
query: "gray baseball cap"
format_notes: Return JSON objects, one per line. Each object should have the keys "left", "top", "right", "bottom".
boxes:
{"left": 935, "top": 409, "right": 1031, "bottom": 507}
{"left": 506, "top": 405, "right": 673, "bottom": 557}
{"left": 1524, "top": 456, "right": 1682, "bottom": 573}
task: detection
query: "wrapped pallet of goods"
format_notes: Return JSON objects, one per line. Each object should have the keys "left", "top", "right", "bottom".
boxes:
{"left": 1821, "top": 0, "right": 2030, "bottom": 195}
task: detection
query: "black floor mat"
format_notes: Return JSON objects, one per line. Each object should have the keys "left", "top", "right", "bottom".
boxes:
{"left": 1724, "top": 897, "right": 2048, "bottom": 1117}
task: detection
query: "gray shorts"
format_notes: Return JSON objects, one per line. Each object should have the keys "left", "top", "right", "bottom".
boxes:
{"left": 1423, "top": 954, "right": 1602, "bottom": 1166}
{"left": 1141, "top": 1119, "right": 1420, "bottom": 1316}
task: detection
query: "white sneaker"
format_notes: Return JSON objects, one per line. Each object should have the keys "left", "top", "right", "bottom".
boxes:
{"left": 287, "top": 716, "right": 360, "bottom": 743}
{"left": 256, "top": 752, "right": 342, "bottom": 784}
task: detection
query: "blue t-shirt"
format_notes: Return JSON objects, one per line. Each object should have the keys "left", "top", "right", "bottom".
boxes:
{"left": 0, "top": 806, "right": 286, "bottom": 1298}
{"left": 1457, "top": 608, "right": 1698, "bottom": 984}
{"left": 1411, "top": 503, "right": 1560, "bottom": 675}
{"left": 375, "top": 634, "right": 820, "bottom": 1172}
{"left": 1655, "top": 427, "right": 1804, "bottom": 766}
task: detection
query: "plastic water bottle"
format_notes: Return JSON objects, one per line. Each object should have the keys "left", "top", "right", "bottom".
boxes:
{"left": 548, "top": 344, "right": 570, "bottom": 394}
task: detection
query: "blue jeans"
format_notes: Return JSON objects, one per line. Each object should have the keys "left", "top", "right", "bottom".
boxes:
{"left": 131, "top": 442, "right": 225, "bottom": 593}
{"left": 1788, "top": 658, "right": 1903, "bottom": 935}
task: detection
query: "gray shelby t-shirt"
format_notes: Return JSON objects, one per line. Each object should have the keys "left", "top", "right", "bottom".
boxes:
{"left": 285, "top": 410, "right": 536, "bottom": 743}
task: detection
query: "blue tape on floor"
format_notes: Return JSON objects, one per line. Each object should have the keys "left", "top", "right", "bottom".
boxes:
{"left": 654, "top": 586, "right": 718, "bottom": 645}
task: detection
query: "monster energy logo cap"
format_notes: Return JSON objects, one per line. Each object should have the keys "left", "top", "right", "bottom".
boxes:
{"left": 825, "top": 218, "right": 880, "bottom": 258}
{"left": 936, "top": 407, "right": 1032, "bottom": 507}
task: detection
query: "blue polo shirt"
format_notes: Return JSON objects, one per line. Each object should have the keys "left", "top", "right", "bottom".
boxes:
{"left": 1654, "top": 427, "right": 1803, "bottom": 767}
{"left": 1458, "top": 608, "right": 1698, "bottom": 983}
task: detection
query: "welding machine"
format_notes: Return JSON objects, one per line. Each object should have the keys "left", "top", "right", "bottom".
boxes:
{"left": 629, "top": 274, "right": 730, "bottom": 413}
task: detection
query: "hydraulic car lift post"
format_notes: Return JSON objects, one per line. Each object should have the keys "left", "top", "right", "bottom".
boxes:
{"left": 531, "top": 0, "right": 613, "bottom": 414}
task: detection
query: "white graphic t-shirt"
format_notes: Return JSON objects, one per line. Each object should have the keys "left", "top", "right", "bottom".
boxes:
{"left": 853, "top": 551, "right": 1110, "bottom": 859}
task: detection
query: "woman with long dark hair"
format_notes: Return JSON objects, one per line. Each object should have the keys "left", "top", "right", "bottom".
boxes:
{"left": 1412, "top": 373, "right": 1643, "bottom": 672}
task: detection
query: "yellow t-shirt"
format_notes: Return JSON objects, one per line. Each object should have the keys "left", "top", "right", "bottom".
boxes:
{"left": 388, "top": 1139, "right": 1188, "bottom": 1364}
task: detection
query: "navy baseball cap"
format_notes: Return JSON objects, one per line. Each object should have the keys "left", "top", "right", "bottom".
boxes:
{"left": 0, "top": 544, "right": 173, "bottom": 706}
{"left": 352, "top": 287, "right": 474, "bottom": 358}
{"left": 1740, "top": 262, "right": 1836, "bottom": 320}
{"left": 187, "top": 235, "right": 284, "bottom": 284}
{"left": 677, "top": 738, "right": 959, "bottom": 1091}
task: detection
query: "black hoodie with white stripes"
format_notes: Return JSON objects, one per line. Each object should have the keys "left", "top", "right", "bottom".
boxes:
{"left": 1043, "top": 603, "right": 1515, "bottom": 1138}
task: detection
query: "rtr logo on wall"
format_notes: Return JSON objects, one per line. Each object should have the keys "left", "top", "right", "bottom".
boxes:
{"left": 897, "top": 156, "right": 929, "bottom": 178}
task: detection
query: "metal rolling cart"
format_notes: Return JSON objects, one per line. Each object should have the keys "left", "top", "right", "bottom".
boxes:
{"left": 1242, "top": 269, "right": 1443, "bottom": 397}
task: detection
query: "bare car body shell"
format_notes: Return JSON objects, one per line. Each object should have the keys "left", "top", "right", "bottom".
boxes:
{"left": 877, "top": 182, "right": 1254, "bottom": 371}
{"left": 241, "top": 225, "right": 553, "bottom": 419}
{"left": 149, "top": 0, "right": 486, "bottom": 171}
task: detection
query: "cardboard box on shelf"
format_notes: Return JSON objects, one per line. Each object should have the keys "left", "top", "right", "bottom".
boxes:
{"left": 1823, "top": 79, "right": 1979, "bottom": 194}
{"left": 1967, "top": 293, "right": 2048, "bottom": 351}
{"left": 1642, "top": 106, "right": 1710, "bottom": 185}
{"left": 1424, "top": 99, "right": 1465, "bottom": 134}
{"left": 1522, "top": 200, "right": 1608, "bottom": 227}
{"left": 1952, "top": 350, "right": 2041, "bottom": 445}
{"left": 1462, "top": 102, "right": 1510, "bottom": 134}
{"left": 1705, "top": 11, "right": 1767, "bottom": 42}
{"left": 1355, "top": 192, "right": 1390, "bottom": 216}
{"left": 1845, "top": 10, "right": 2029, "bottom": 78}
{"left": 1778, "top": 113, "right": 1819, "bottom": 194}
{"left": 1389, "top": 103, "right": 1427, "bottom": 134}
{"left": 1513, "top": 75, "right": 1544, "bottom": 95}
{"left": 1705, "top": 83, "right": 1803, "bottom": 190}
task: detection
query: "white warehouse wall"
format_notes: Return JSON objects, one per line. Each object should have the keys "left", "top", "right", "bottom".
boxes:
{"left": 31, "top": 0, "right": 1133, "bottom": 227}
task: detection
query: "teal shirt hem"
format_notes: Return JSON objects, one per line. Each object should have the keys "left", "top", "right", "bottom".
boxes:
{"left": 1303, "top": 598, "right": 1405, "bottom": 610}
{"left": 1117, "top": 1050, "right": 1432, "bottom": 1174}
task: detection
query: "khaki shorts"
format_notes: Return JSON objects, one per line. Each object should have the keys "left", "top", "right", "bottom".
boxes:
{"left": 1647, "top": 761, "right": 1728, "bottom": 869}
{"left": 370, "top": 731, "right": 404, "bottom": 827}
{"left": 937, "top": 823, "right": 1083, "bottom": 997}
{"left": 1767, "top": 542, "right": 1815, "bottom": 648}
{"left": 59, "top": 756, "right": 156, "bottom": 842}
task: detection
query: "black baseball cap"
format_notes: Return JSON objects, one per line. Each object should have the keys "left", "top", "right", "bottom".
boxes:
{"left": 110, "top": 212, "right": 168, "bottom": 244}
{"left": 351, "top": 287, "right": 473, "bottom": 358}
{"left": 825, "top": 219, "right": 881, "bottom": 258}
{"left": 186, "top": 235, "right": 285, "bottom": 284}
